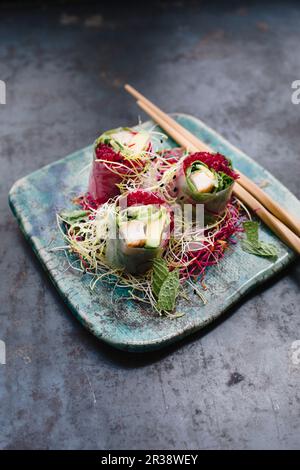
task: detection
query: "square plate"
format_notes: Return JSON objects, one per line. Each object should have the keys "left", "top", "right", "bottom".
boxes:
{"left": 9, "top": 114, "right": 299, "bottom": 351}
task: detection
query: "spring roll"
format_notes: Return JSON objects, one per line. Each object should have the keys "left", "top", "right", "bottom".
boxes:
{"left": 88, "top": 127, "right": 151, "bottom": 204}
{"left": 105, "top": 190, "right": 171, "bottom": 274}
{"left": 167, "top": 150, "right": 239, "bottom": 220}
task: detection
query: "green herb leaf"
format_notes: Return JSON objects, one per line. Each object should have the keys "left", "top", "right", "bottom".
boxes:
{"left": 242, "top": 221, "right": 278, "bottom": 259}
{"left": 217, "top": 172, "right": 234, "bottom": 191}
{"left": 243, "top": 220, "right": 259, "bottom": 244}
{"left": 60, "top": 209, "right": 89, "bottom": 224}
{"left": 186, "top": 161, "right": 233, "bottom": 194}
{"left": 157, "top": 269, "right": 180, "bottom": 312}
{"left": 241, "top": 240, "right": 278, "bottom": 258}
{"left": 152, "top": 259, "right": 169, "bottom": 298}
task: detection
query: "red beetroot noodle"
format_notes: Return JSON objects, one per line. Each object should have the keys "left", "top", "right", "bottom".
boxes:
{"left": 183, "top": 152, "right": 239, "bottom": 180}
{"left": 181, "top": 201, "right": 244, "bottom": 283}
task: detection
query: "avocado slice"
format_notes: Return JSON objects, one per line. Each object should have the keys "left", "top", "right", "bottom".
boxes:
{"left": 128, "top": 130, "right": 150, "bottom": 157}
{"left": 145, "top": 211, "right": 168, "bottom": 248}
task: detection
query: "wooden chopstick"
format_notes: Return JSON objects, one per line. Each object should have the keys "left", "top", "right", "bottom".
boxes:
{"left": 127, "top": 93, "right": 300, "bottom": 254}
{"left": 234, "top": 184, "right": 300, "bottom": 254}
{"left": 125, "top": 83, "right": 300, "bottom": 238}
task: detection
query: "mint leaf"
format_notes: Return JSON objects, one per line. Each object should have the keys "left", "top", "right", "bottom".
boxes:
{"left": 241, "top": 240, "right": 278, "bottom": 258}
{"left": 152, "top": 260, "right": 181, "bottom": 312}
{"left": 242, "top": 221, "right": 278, "bottom": 259}
{"left": 152, "top": 259, "right": 169, "bottom": 298}
{"left": 243, "top": 220, "right": 259, "bottom": 244}
{"left": 157, "top": 270, "right": 180, "bottom": 312}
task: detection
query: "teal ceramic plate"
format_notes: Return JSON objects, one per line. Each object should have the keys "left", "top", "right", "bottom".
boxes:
{"left": 9, "top": 114, "right": 299, "bottom": 352}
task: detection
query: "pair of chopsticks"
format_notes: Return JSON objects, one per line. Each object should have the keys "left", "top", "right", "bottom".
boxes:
{"left": 125, "top": 84, "right": 300, "bottom": 254}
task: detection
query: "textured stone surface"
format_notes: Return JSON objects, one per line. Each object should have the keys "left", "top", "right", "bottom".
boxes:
{"left": 0, "top": 1, "right": 300, "bottom": 450}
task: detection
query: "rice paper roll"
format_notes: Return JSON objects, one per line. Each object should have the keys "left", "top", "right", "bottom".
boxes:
{"left": 105, "top": 190, "right": 171, "bottom": 275}
{"left": 167, "top": 150, "right": 239, "bottom": 221}
{"left": 88, "top": 127, "right": 152, "bottom": 204}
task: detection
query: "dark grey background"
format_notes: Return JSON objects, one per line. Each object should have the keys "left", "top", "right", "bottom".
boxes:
{"left": 0, "top": 1, "right": 299, "bottom": 450}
